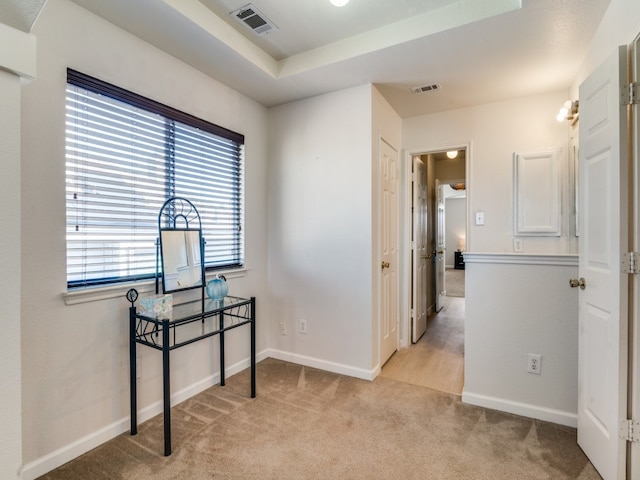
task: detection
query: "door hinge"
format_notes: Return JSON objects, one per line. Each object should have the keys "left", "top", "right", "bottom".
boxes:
{"left": 621, "top": 82, "right": 640, "bottom": 105}
{"left": 411, "top": 308, "right": 415, "bottom": 319}
{"left": 411, "top": 241, "right": 416, "bottom": 250}
{"left": 622, "top": 252, "right": 640, "bottom": 274}
{"left": 620, "top": 419, "right": 640, "bottom": 442}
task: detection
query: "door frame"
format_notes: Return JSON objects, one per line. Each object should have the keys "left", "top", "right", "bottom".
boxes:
{"left": 629, "top": 32, "right": 640, "bottom": 480}
{"left": 412, "top": 155, "right": 429, "bottom": 343}
{"left": 435, "top": 179, "right": 446, "bottom": 313}
{"left": 400, "top": 142, "right": 472, "bottom": 348}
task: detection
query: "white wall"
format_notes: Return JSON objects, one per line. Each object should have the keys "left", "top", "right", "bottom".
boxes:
{"left": 0, "top": 68, "right": 24, "bottom": 480}
{"left": 402, "top": 91, "right": 579, "bottom": 424}
{"left": 397, "top": 0, "right": 640, "bottom": 430}
{"left": 438, "top": 158, "right": 466, "bottom": 267}
{"left": 0, "top": 20, "right": 36, "bottom": 479}
{"left": 20, "top": 0, "right": 269, "bottom": 477}
{"left": 445, "top": 197, "right": 466, "bottom": 267}
{"left": 404, "top": 91, "right": 574, "bottom": 256}
{"left": 571, "top": 0, "right": 640, "bottom": 97}
{"left": 463, "top": 255, "right": 579, "bottom": 426}
{"left": 266, "top": 84, "right": 401, "bottom": 377}
{"left": 435, "top": 155, "right": 465, "bottom": 183}
{"left": 267, "top": 85, "right": 373, "bottom": 376}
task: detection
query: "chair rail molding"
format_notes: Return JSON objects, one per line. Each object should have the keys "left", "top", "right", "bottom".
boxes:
{"left": 463, "top": 252, "right": 578, "bottom": 266}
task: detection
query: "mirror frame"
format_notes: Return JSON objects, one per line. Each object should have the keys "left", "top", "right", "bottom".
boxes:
{"left": 159, "top": 228, "right": 205, "bottom": 294}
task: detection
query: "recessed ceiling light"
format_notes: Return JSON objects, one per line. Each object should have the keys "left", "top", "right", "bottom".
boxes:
{"left": 446, "top": 151, "right": 458, "bottom": 159}
{"left": 330, "top": 0, "right": 349, "bottom": 6}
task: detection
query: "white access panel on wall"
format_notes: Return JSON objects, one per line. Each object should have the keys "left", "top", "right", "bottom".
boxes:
{"left": 513, "top": 149, "right": 561, "bottom": 236}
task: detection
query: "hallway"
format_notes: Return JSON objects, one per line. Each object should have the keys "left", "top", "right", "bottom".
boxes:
{"left": 380, "top": 295, "right": 465, "bottom": 395}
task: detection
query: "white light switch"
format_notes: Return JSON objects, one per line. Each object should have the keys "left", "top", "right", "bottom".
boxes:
{"left": 475, "top": 211, "right": 485, "bottom": 225}
{"left": 513, "top": 238, "right": 524, "bottom": 252}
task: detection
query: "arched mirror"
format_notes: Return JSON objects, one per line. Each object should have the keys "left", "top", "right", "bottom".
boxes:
{"left": 157, "top": 197, "right": 205, "bottom": 294}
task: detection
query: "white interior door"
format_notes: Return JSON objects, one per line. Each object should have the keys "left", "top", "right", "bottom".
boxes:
{"left": 435, "top": 181, "right": 446, "bottom": 312}
{"left": 412, "top": 156, "right": 428, "bottom": 342}
{"left": 380, "top": 139, "right": 399, "bottom": 365}
{"left": 630, "top": 34, "right": 640, "bottom": 480}
{"left": 577, "top": 45, "right": 629, "bottom": 480}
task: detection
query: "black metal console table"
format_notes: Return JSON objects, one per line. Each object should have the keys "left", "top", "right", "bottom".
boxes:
{"left": 127, "top": 290, "right": 256, "bottom": 456}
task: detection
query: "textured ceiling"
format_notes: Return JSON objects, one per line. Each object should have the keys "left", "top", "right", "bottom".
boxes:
{"left": 197, "top": 0, "right": 466, "bottom": 60}
{"left": 0, "top": 0, "right": 47, "bottom": 32}
{"left": 2, "top": 0, "right": 612, "bottom": 118}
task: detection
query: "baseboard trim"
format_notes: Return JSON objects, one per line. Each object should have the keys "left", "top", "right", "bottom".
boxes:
{"left": 267, "top": 349, "right": 377, "bottom": 381}
{"left": 462, "top": 391, "right": 577, "bottom": 428}
{"left": 20, "top": 349, "right": 271, "bottom": 480}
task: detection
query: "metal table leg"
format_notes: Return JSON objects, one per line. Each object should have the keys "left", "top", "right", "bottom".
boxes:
{"left": 162, "top": 318, "right": 171, "bottom": 456}
{"left": 251, "top": 297, "right": 256, "bottom": 398}
{"left": 220, "top": 311, "right": 225, "bottom": 386}
{"left": 129, "top": 306, "right": 138, "bottom": 435}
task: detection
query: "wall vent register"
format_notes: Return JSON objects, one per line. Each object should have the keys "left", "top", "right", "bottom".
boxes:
{"left": 411, "top": 84, "right": 441, "bottom": 95}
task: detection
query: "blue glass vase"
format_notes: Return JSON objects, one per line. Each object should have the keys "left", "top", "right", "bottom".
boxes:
{"left": 206, "top": 274, "right": 228, "bottom": 301}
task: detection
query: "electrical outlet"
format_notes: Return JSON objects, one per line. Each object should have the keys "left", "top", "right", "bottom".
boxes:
{"left": 527, "top": 353, "right": 542, "bottom": 375}
{"left": 299, "top": 318, "right": 307, "bottom": 334}
{"left": 279, "top": 322, "right": 287, "bottom": 335}
{"left": 513, "top": 238, "right": 524, "bottom": 252}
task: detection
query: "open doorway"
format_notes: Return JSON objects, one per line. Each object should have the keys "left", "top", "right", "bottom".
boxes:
{"left": 380, "top": 146, "right": 467, "bottom": 396}
{"left": 443, "top": 182, "right": 466, "bottom": 300}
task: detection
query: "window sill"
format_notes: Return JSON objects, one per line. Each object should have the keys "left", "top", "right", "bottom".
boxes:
{"left": 63, "top": 268, "right": 249, "bottom": 305}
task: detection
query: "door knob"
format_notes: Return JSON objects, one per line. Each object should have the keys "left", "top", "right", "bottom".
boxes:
{"left": 569, "top": 277, "right": 586, "bottom": 290}
{"left": 381, "top": 261, "right": 390, "bottom": 269}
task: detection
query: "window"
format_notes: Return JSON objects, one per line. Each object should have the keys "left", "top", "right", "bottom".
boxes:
{"left": 65, "top": 69, "right": 244, "bottom": 289}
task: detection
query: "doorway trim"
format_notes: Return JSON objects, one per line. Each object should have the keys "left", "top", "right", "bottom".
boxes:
{"left": 400, "top": 142, "right": 472, "bottom": 348}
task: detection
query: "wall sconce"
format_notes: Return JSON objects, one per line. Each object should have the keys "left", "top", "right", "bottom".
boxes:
{"left": 557, "top": 100, "right": 579, "bottom": 124}
{"left": 446, "top": 150, "right": 458, "bottom": 159}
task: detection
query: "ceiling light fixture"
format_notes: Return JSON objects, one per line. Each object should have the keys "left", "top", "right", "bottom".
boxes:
{"left": 446, "top": 151, "right": 458, "bottom": 159}
{"left": 329, "top": 0, "right": 349, "bottom": 6}
{"left": 556, "top": 100, "right": 579, "bottom": 124}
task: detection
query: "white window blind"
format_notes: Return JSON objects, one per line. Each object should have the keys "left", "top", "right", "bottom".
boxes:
{"left": 65, "top": 69, "right": 244, "bottom": 289}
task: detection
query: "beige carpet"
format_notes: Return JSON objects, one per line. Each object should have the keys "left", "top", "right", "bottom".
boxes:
{"left": 40, "top": 358, "right": 601, "bottom": 480}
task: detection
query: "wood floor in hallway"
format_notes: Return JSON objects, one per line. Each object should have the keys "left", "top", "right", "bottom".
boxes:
{"left": 380, "top": 296, "right": 464, "bottom": 395}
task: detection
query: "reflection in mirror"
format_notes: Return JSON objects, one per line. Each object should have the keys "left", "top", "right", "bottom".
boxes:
{"left": 160, "top": 229, "right": 204, "bottom": 293}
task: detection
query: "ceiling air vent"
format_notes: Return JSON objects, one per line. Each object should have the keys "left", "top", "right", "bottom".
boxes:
{"left": 411, "top": 84, "right": 441, "bottom": 95}
{"left": 231, "top": 4, "right": 278, "bottom": 35}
